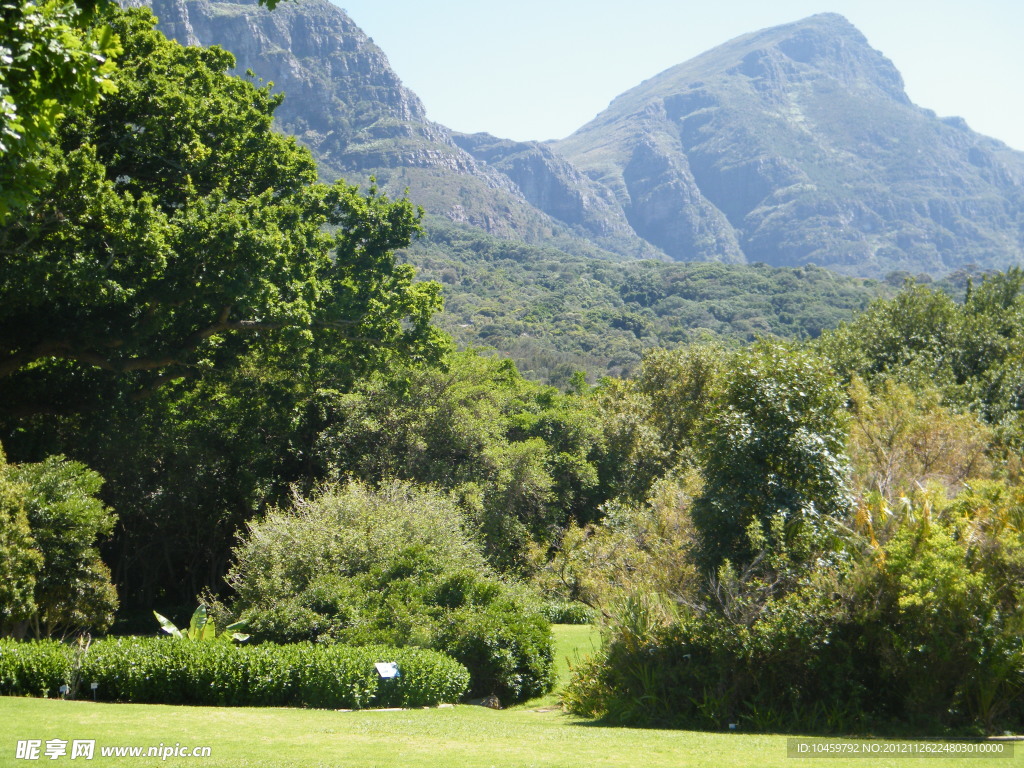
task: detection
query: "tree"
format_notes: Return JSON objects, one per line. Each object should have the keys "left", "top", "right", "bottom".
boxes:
{"left": 311, "top": 350, "right": 605, "bottom": 572}
{"left": 0, "top": 7, "right": 448, "bottom": 607}
{"left": 0, "top": 446, "right": 43, "bottom": 634}
{"left": 819, "top": 271, "right": 1024, "bottom": 452}
{"left": 0, "top": 0, "right": 120, "bottom": 220}
{"left": 0, "top": 443, "right": 116, "bottom": 638}
{"left": 692, "top": 342, "right": 852, "bottom": 570}
{"left": 10, "top": 454, "right": 118, "bottom": 637}
{"left": 0, "top": 6, "right": 445, "bottom": 416}
{"left": 847, "top": 376, "right": 992, "bottom": 499}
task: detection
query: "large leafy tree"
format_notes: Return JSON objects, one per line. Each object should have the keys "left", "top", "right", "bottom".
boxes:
{"left": 0, "top": 7, "right": 447, "bottom": 606}
{"left": 0, "top": 6, "right": 444, "bottom": 417}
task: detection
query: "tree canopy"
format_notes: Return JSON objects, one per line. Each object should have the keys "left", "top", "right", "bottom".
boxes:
{"left": 0, "top": 0, "right": 120, "bottom": 219}
{"left": 0, "top": 7, "right": 445, "bottom": 416}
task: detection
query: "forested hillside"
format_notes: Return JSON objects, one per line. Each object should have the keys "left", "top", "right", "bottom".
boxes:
{"left": 407, "top": 219, "right": 889, "bottom": 384}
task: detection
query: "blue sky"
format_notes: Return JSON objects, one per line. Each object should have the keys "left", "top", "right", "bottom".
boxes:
{"left": 333, "top": 0, "right": 1024, "bottom": 150}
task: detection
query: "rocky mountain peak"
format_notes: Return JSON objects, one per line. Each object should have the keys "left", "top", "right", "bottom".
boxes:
{"left": 554, "top": 14, "right": 1024, "bottom": 275}
{"left": 733, "top": 13, "right": 909, "bottom": 103}
{"left": 130, "top": 2, "right": 1024, "bottom": 277}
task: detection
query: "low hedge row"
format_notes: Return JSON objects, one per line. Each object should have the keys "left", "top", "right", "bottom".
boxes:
{"left": 0, "top": 638, "right": 469, "bottom": 709}
{"left": 0, "top": 639, "right": 72, "bottom": 698}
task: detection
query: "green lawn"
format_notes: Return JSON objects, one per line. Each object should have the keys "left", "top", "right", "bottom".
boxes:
{"left": 0, "top": 626, "right": 1017, "bottom": 768}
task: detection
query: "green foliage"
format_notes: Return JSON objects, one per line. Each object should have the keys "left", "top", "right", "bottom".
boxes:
{"left": 154, "top": 605, "right": 248, "bottom": 643}
{"left": 0, "top": 6, "right": 448, "bottom": 607}
{"left": 0, "top": 444, "right": 116, "bottom": 638}
{"left": 314, "top": 350, "right": 607, "bottom": 569}
{"left": 7, "top": 454, "right": 117, "bottom": 637}
{"left": 692, "top": 341, "right": 852, "bottom": 570}
{"left": 0, "top": 637, "right": 469, "bottom": 708}
{"left": 228, "top": 481, "right": 486, "bottom": 608}
{"left": 0, "top": 638, "right": 72, "bottom": 697}
{"left": 0, "top": 448, "right": 43, "bottom": 633}
{"left": 434, "top": 594, "right": 555, "bottom": 702}
{"left": 820, "top": 270, "right": 1024, "bottom": 453}
{"left": 592, "top": 346, "right": 726, "bottom": 503}
{"left": 536, "top": 474, "right": 701, "bottom": 611}
{"left": 410, "top": 220, "right": 888, "bottom": 385}
{"left": 847, "top": 376, "right": 993, "bottom": 499}
{"left": 567, "top": 482, "right": 1024, "bottom": 735}
{"left": 226, "top": 480, "right": 555, "bottom": 704}
{"left": 539, "top": 601, "right": 596, "bottom": 625}
{"left": 0, "top": 0, "right": 120, "bottom": 219}
{"left": 0, "top": 6, "right": 445, "bottom": 414}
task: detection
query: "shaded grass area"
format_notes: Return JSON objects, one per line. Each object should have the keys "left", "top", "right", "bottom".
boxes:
{"left": 0, "top": 627, "right": 1013, "bottom": 768}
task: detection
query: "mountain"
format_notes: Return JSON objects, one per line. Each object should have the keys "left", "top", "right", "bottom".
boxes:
{"left": 553, "top": 13, "right": 1024, "bottom": 275}
{"left": 132, "top": 0, "right": 658, "bottom": 257}
{"left": 137, "top": 2, "right": 1024, "bottom": 278}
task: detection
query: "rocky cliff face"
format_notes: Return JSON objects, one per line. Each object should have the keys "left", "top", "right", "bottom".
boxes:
{"left": 137, "top": 2, "right": 1024, "bottom": 276}
{"left": 451, "top": 132, "right": 661, "bottom": 258}
{"left": 554, "top": 13, "right": 1024, "bottom": 275}
{"left": 138, "top": 0, "right": 584, "bottom": 242}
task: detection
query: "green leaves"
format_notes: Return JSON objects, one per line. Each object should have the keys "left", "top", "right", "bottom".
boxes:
{"left": 0, "top": 449, "right": 43, "bottom": 632}
{"left": 153, "top": 610, "right": 182, "bottom": 640}
{"left": 0, "top": 0, "right": 121, "bottom": 219}
{"left": 0, "top": 7, "right": 444, "bottom": 414}
{"left": 0, "top": 637, "right": 471, "bottom": 709}
{"left": 693, "top": 341, "right": 852, "bottom": 570}
{"left": 154, "top": 605, "right": 249, "bottom": 643}
{"left": 1, "top": 448, "right": 116, "bottom": 638}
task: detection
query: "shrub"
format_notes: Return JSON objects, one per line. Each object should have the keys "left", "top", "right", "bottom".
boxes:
{"left": 436, "top": 600, "right": 555, "bottom": 701}
{"left": 0, "top": 637, "right": 469, "bottom": 709}
{"left": 566, "top": 495, "right": 1024, "bottom": 735}
{"left": 564, "top": 585, "right": 885, "bottom": 733}
{"left": 0, "top": 639, "right": 72, "bottom": 697}
{"left": 227, "top": 481, "right": 487, "bottom": 609}
{"left": 540, "top": 601, "right": 595, "bottom": 625}
{"left": 0, "top": 449, "right": 42, "bottom": 634}
{"left": 228, "top": 481, "right": 555, "bottom": 704}
{"left": 0, "top": 446, "right": 118, "bottom": 638}
{"left": 239, "top": 567, "right": 554, "bottom": 704}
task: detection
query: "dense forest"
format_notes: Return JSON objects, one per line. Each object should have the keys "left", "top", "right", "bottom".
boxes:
{"left": 2, "top": 2, "right": 1023, "bottom": 735}
{"left": 406, "top": 220, "right": 892, "bottom": 385}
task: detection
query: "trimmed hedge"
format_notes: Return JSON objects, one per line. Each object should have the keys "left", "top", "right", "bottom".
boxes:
{"left": 240, "top": 567, "right": 556, "bottom": 704}
{"left": 0, "top": 639, "right": 73, "bottom": 698}
{"left": 0, "top": 638, "right": 468, "bottom": 709}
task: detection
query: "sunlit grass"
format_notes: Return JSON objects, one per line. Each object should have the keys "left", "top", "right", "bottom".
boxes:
{"left": 0, "top": 626, "right": 1011, "bottom": 768}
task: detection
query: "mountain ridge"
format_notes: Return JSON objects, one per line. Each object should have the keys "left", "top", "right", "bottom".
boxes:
{"left": 134, "top": 0, "right": 653, "bottom": 256}
{"left": 553, "top": 11, "right": 1024, "bottom": 274}
{"left": 134, "top": 0, "right": 1024, "bottom": 278}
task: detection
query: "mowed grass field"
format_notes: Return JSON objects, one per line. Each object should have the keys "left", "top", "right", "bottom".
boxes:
{"left": 0, "top": 626, "right": 1017, "bottom": 768}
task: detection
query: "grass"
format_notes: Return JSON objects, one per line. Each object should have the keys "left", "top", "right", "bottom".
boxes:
{"left": 0, "top": 626, "right": 1017, "bottom": 768}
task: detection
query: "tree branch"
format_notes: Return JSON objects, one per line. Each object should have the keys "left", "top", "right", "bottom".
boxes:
{"left": 0, "top": 307, "right": 388, "bottom": 382}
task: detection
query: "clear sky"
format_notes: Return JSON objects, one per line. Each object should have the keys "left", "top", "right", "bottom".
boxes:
{"left": 332, "top": 0, "right": 1024, "bottom": 151}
